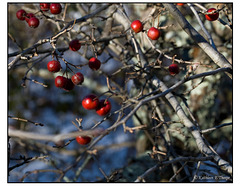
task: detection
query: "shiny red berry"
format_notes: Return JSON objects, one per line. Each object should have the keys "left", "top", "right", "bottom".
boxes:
{"left": 50, "top": 3, "right": 62, "bottom": 14}
{"left": 69, "top": 39, "right": 81, "bottom": 51}
{"left": 89, "top": 57, "right": 101, "bottom": 70}
{"left": 76, "top": 136, "right": 91, "bottom": 145}
{"left": 96, "top": 100, "right": 111, "bottom": 116}
{"left": 147, "top": 27, "right": 161, "bottom": 40}
{"left": 25, "top": 13, "right": 35, "bottom": 23}
{"left": 40, "top": 3, "right": 50, "bottom": 11}
{"left": 169, "top": 64, "right": 180, "bottom": 75}
{"left": 71, "top": 72, "right": 84, "bottom": 85}
{"left": 131, "top": 20, "right": 143, "bottom": 33}
{"left": 16, "top": 9, "right": 26, "bottom": 21}
{"left": 82, "top": 94, "right": 99, "bottom": 110}
{"left": 205, "top": 8, "right": 219, "bottom": 21}
{"left": 47, "top": 60, "right": 61, "bottom": 72}
{"left": 28, "top": 17, "right": 39, "bottom": 28}
{"left": 55, "top": 76, "right": 67, "bottom": 88}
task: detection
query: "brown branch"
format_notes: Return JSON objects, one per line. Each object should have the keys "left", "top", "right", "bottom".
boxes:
{"left": 8, "top": 115, "right": 44, "bottom": 127}
{"left": 8, "top": 128, "right": 104, "bottom": 143}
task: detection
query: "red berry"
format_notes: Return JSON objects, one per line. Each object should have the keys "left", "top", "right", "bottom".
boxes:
{"left": 28, "top": 17, "right": 40, "bottom": 28}
{"left": 169, "top": 64, "right": 180, "bottom": 75}
{"left": 131, "top": 20, "right": 143, "bottom": 33}
{"left": 50, "top": 3, "right": 62, "bottom": 14}
{"left": 82, "top": 94, "right": 99, "bottom": 110}
{"left": 63, "top": 78, "right": 75, "bottom": 91}
{"left": 89, "top": 57, "right": 101, "bottom": 70}
{"left": 176, "top": 3, "right": 184, "bottom": 6}
{"left": 147, "top": 27, "right": 161, "bottom": 40}
{"left": 40, "top": 3, "right": 50, "bottom": 11}
{"left": 54, "top": 76, "right": 74, "bottom": 91}
{"left": 71, "top": 72, "right": 84, "bottom": 85}
{"left": 47, "top": 60, "right": 61, "bottom": 72}
{"left": 205, "top": 8, "right": 219, "bottom": 21}
{"left": 76, "top": 136, "right": 91, "bottom": 145}
{"left": 55, "top": 76, "right": 67, "bottom": 88}
{"left": 69, "top": 39, "right": 81, "bottom": 51}
{"left": 16, "top": 9, "right": 26, "bottom": 21}
{"left": 25, "top": 13, "right": 35, "bottom": 23}
{"left": 96, "top": 100, "right": 111, "bottom": 116}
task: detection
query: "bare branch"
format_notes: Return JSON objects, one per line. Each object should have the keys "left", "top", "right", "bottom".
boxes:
{"left": 156, "top": 78, "right": 232, "bottom": 175}
{"left": 163, "top": 3, "right": 232, "bottom": 79}
{"left": 135, "top": 156, "right": 214, "bottom": 182}
{"left": 8, "top": 115, "right": 44, "bottom": 127}
{"left": 9, "top": 128, "right": 104, "bottom": 143}
{"left": 201, "top": 123, "right": 232, "bottom": 134}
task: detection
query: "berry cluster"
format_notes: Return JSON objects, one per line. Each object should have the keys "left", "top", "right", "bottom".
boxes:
{"left": 82, "top": 94, "right": 111, "bottom": 116}
{"left": 47, "top": 49, "right": 101, "bottom": 91}
{"left": 131, "top": 19, "right": 180, "bottom": 75}
{"left": 40, "top": 3, "right": 62, "bottom": 14}
{"left": 16, "top": 9, "right": 39, "bottom": 28}
{"left": 75, "top": 94, "right": 112, "bottom": 146}
{"left": 16, "top": 3, "right": 62, "bottom": 29}
{"left": 130, "top": 19, "right": 161, "bottom": 40}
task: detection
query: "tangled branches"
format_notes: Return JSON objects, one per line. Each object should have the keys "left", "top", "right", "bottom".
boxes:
{"left": 8, "top": 3, "right": 232, "bottom": 182}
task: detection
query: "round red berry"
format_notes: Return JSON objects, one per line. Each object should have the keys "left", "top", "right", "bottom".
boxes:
{"left": 71, "top": 72, "right": 84, "bottom": 85}
{"left": 96, "top": 100, "right": 111, "bottom": 116}
{"left": 131, "top": 20, "right": 143, "bottom": 33}
{"left": 169, "top": 64, "right": 180, "bottom": 75}
{"left": 25, "top": 13, "right": 35, "bottom": 23}
{"left": 50, "top": 3, "right": 62, "bottom": 14}
{"left": 55, "top": 76, "right": 67, "bottom": 88}
{"left": 76, "top": 136, "right": 91, "bottom": 145}
{"left": 47, "top": 60, "right": 61, "bottom": 72}
{"left": 89, "top": 57, "right": 101, "bottom": 70}
{"left": 40, "top": 3, "right": 50, "bottom": 11}
{"left": 28, "top": 17, "right": 40, "bottom": 28}
{"left": 205, "top": 8, "right": 219, "bottom": 21}
{"left": 147, "top": 27, "right": 161, "bottom": 40}
{"left": 63, "top": 78, "right": 75, "bottom": 91}
{"left": 16, "top": 9, "right": 26, "bottom": 21}
{"left": 176, "top": 3, "right": 184, "bottom": 6}
{"left": 69, "top": 39, "right": 81, "bottom": 51}
{"left": 82, "top": 94, "right": 99, "bottom": 110}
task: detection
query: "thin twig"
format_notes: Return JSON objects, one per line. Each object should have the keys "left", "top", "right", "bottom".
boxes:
{"left": 9, "top": 156, "right": 48, "bottom": 172}
{"left": 134, "top": 156, "right": 214, "bottom": 182}
{"left": 8, "top": 115, "right": 44, "bottom": 127}
{"left": 201, "top": 123, "right": 232, "bottom": 134}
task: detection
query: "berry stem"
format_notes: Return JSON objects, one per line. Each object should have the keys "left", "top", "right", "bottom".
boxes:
{"left": 172, "top": 54, "right": 177, "bottom": 64}
{"left": 60, "top": 57, "right": 76, "bottom": 74}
